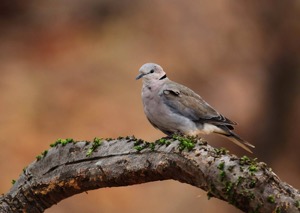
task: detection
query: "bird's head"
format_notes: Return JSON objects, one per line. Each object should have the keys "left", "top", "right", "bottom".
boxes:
{"left": 136, "top": 63, "right": 167, "bottom": 84}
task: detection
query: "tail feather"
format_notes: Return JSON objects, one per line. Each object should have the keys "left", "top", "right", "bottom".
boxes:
{"left": 214, "top": 126, "right": 255, "bottom": 153}
{"left": 226, "top": 134, "right": 254, "bottom": 154}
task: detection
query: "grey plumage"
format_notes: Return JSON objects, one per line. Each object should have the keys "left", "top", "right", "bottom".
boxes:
{"left": 136, "top": 63, "right": 255, "bottom": 153}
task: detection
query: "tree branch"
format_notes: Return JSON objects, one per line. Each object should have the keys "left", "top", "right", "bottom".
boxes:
{"left": 0, "top": 136, "right": 299, "bottom": 213}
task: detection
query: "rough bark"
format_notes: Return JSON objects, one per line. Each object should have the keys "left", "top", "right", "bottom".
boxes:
{"left": 0, "top": 136, "right": 299, "bottom": 213}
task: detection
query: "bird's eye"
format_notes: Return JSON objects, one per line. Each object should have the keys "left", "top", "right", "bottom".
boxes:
{"left": 150, "top": 69, "right": 154, "bottom": 73}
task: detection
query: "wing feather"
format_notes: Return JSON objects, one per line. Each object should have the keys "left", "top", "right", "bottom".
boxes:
{"left": 160, "top": 81, "right": 236, "bottom": 127}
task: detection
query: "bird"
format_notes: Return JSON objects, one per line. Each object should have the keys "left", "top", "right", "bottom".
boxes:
{"left": 136, "top": 63, "right": 255, "bottom": 153}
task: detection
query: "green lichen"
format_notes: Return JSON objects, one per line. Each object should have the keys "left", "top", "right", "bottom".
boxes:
{"left": 60, "top": 138, "right": 73, "bottom": 146}
{"left": 61, "top": 139, "right": 68, "bottom": 146}
{"left": 224, "top": 181, "right": 236, "bottom": 205}
{"left": 154, "top": 138, "right": 171, "bottom": 146}
{"left": 149, "top": 143, "right": 155, "bottom": 151}
{"left": 214, "top": 147, "right": 228, "bottom": 155}
{"left": 238, "top": 155, "right": 259, "bottom": 174}
{"left": 36, "top": 149, "right": 48, "bottom": 161}
{"left": 50, "top": 139, "right": 60, "bottom": 147}
{"left": 41, "top": 150, "right": 48, "bottom": 157}
{"left": 86, "top": 137, "right": 103, "bottom": 157}
{"left": 11, "top": 179, "right": 16, "bottom": 185}
{"left": 267, "top": 195, "right": 275, "bottom": 203}
{"left": 217, "top": 161, "right": 225, "bottom": 170}
{"left": 50, "top": 138, "right": 74, "bottom": 147}
{"left": 134, "top": 145, "right": 143, "bottom": 151}
{"left": 106, "top": 137, "right": 113, "bottom": 141}
{"left": 23, "top": 167, "right": 27, "bottom": 174}
{"left": 225, "top": 181, "right": 233, "bottom": 194}
{"left": 133, "top": 140, "right": 153, "bottom": 152}
{"left": 134, "top": 139, "right": 144, "bottom": 146}
{"left": 93, "top": 137, "right": 101, "bottom": 144}
{"left": 217, "top": 161, "right": 226, "bottom": 181}
{"left": 132, "top": 139, "right": 146, "bottom": 152}
{"left": 240, "top": 156, "right": 259, "bottom": 168}
{"left": 173, "top": 134, "right": 195, "bottom": 151}
{"left": 66, "top": 138, "right": 74, "bottom": 143}
{"left": 219, "top": 170, "right": 226, "bottom": 181}
{"left": 157, "top": 138, "right": 167, "bottom": 145}
{"left": 248, "top": 165, "right": 258, "bottom": 172}
{"left": 239, "top": 155, "right": 251, "bottom": 165}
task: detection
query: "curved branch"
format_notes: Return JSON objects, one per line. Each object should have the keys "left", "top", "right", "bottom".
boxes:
{"left": 0, "top": 136, "right": 299, "bottom": 213}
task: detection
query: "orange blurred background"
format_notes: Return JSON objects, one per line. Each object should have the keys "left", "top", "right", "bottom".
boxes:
{"left": 0, "top": 1, "right": 299, "bottom": 212}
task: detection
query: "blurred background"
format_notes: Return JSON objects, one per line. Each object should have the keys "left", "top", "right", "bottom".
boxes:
{"left": 0, "top": 1, "right": 299, "bottom": 212}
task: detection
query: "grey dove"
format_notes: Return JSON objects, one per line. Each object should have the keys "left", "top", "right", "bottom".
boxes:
{"left": 136, "top": 63, "right": 255, "bottom": 153}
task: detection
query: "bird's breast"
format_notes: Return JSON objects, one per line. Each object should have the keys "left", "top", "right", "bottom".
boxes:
{"left": 141, "top": 85, "right": 197, "bottom": 135}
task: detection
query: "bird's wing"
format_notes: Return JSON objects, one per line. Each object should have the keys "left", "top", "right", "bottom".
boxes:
{"left": 160, "top": 81, "right": 236, "bottom": 127}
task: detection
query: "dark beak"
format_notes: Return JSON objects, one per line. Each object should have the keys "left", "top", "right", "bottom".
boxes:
{"left": 136, "top": 73, "right": 145, "bottom": 80}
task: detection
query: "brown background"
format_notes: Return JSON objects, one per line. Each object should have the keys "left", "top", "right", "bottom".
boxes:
{"left": 0, "top": 1, "right": 299, "bottom": 213}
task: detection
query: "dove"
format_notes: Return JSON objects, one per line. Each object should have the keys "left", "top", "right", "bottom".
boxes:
{"left": 136, "top": 63, "right": 255, "bottom": 153}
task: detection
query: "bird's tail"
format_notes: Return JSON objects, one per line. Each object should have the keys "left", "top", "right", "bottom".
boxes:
{"left": 214, "top": 126, "right": 255, "bottom": 153}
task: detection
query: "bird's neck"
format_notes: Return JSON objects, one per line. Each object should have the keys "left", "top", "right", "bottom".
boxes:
{"left": 159, "top": 74, "right": 167, "bottom": 80}
{"left": 142, "top": 78, "right": 168, "bottom": 91}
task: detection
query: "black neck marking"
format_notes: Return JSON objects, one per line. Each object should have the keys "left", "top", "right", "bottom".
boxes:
{"left": 159, "top": 74, "right": 167, "bottom": 80}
